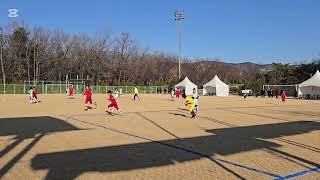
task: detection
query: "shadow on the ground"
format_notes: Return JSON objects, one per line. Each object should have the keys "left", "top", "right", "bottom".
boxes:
{"left": 177, "top": 107, "right": 189, "bottom": 112}
{"left": 0, "top": 116, "right": 81, "bottom": 178}
{"left": 136, "top": 112, "right": 180, "bottom": 139}
{"left": 31, "top": 120, "right": 320, "bottom": 179}
{"left": 169, "top": 112, "right": 188, "bottom": 117}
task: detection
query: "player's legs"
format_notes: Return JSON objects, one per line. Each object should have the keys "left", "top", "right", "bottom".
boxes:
{"left": 106, "top": 103, "right": 114, "bottom": 115}
{"left": 29, "top": 96, "right": 33, "bottom": 103}
{"left": 191, "top": 111, "right": 196, "bottom": 118}
{"left": 33, "top": 95, "right": 38, "bottom": 102}
{"left": 114, "top": 103, "right": 122, "bottom": 113}
{"left": 195, "top": 105, "right": 199, "bottom": 114}
{"left": 189, "top": 104, "right": 196, "bottom": 117}
{"left": 107, "top": 103, "right": 113, "bottom": 111}
{"left": 85, "top": 98, "right": 92, "bottom": 110}
{"left": 108, "top": 103, "right": 122, "bottom": 114}
{"left": 134, "top": 94, "right": 139, "bottom": 100}
{"left": 85, "top": 100, "right": 89, "bottom": 110}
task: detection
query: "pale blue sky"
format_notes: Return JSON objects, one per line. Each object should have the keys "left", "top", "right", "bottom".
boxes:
{"left": 1, "top": 0, "right": 320, "bottom": 64}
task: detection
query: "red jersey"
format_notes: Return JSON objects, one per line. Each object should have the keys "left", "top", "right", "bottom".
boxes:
{"left": 108, "top": 95, "right": 117, "bottom": 104}
{"left": 33, "top": 88, "right": 38, "bottom": 96}
{"left": 176, "top": 89, "right": 181, "bottom": 95}
{"left": 69, "top": 87, "right": 74, "bottom": 95}
{"left": 281, "top": 91, "right": 286, "bottom": 98}
{"left": 85, "top": 88, "right": 92, "bottom": 98}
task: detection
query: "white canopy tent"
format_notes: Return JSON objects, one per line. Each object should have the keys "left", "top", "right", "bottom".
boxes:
{"left": 298, "top": 70, "right": 320, "bottom": 97}
{"left": 175, "top": 77, "right": 197, "bottom": 95}
{"left": 203, "top": 75, "right": 229, "bottom": 96}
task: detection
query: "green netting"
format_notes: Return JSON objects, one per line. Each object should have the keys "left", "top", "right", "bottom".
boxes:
{"left": 15, "top": 84, "right": 25, "bottom": 94}
{"left": 0, "top": 83, "right": 168, "bottom": 95}
{"left": 5, "top": 84, "right": 14, "bottom": 94}
{"left": 0, "top": 84, "right": 26, "bottom": 94}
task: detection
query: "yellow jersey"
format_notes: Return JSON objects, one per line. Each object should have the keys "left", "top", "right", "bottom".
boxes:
{"left": 185, "top": 97, "right": 196, "bottom": 112}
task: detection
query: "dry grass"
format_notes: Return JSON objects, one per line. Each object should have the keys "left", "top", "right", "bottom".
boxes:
{"left": 0, "top": 94, "right": 319, "bottom": 180}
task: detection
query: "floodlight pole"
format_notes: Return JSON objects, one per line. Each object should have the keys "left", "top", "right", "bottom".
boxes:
{"left": 178, "top": 20, "right": 182, "bottom": 79}
{"left": 175, "top": 10, "right": 184, "bottom": 80}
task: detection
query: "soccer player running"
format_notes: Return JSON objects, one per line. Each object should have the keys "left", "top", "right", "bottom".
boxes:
{"left": 69, "top": 84, "right": 75, "bottom": 97}
{"left": 107, "top": 90, "right": 122, "bottom": 115}
{"left": 84, "top": 85, "right": 97, "bottom": 111}
{"left": 281, "top": 89, "right": 286, "bottom": 103}
{"left": 192, "top": 88, "right": 199, "bottom": 114}
{"left": 32, "top": 86, "right": 39, "bottom": 103}
{"left": 182, "top": 93, "right": 197, "bottom": 118}
{"left": 28, "top": 87, "right": 34, "bottom": 103}
{"left": 175, "top": 88, "right": 181, "bottom": 101}
{"left": 66, "top": 85, "right": 69, "bottom": 96}
{"left": 171, "top": 88, "right": 175, "bottom": 100}
{"left": 133, "top": 86, "right": 140, "bottom": 101}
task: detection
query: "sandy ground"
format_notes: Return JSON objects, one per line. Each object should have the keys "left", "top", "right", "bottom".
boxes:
{"left": 0, "top": 94, "right": 319, "bottom": 180}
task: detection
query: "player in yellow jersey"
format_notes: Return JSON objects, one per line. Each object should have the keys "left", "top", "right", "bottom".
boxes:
{"left": 182, "top": 93, "right": 196, "bottom": 118}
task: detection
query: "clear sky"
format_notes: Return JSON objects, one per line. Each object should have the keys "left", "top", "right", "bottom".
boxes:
{"left": 1, "top": 0, "right": 320, "bottom": 64}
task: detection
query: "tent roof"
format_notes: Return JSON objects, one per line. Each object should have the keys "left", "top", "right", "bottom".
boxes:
{"left": 175, "top": 77, "right": 197, "bottom": 87}
{"left": 299, "top": 70, "right": 320, "bottom": 87}
{"left": 203, "top": 75, "right": 229, "bottom": 87}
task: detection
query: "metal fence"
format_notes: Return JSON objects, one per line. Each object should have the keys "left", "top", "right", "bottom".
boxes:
{"left": 0, "top": 82, "right": 169, "bottom": 94}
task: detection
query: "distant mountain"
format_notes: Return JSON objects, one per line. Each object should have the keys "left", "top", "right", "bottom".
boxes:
{"left": 226, "top": 62, "right": 274, "bottom": 72}
{"left": 189, "top": 60, "right": 274, "bottom": 72}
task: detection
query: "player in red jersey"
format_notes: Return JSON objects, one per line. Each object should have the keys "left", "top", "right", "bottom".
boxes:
{"left": 32, "top": 86, "right": 39, "bottom": 103}
{"left": 69, "top": 84, "right": 75, "bottom": 97}
{"left": 107, "top": 90, "right": 122, "bottom": 115}
{"left": 175, "top": 87, "right": 181, "bottom": 101}
{"left": 84, "top": 85, "right": 96, "bottom": 111}
{"left": 281, "top": 89, "right": 286, "bottom": 103}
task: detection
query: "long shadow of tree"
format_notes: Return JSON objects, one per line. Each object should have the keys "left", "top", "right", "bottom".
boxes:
{"left": 0, "top": 116, "right": 81, "bottom": 178}
{"left": 31, "top": 120, "right": 320, "bottom": 179}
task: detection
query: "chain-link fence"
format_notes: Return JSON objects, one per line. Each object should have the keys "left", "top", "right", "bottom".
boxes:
{"left": 0, "top": 81, "right": 169, "bottom": 95}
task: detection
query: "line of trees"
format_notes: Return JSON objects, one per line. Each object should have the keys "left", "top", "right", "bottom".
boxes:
{"left": 0, "top": 22, "right": 319, "bottom": 90}
{"left": 0, "top": 23, "right": 183, "bottom": 86}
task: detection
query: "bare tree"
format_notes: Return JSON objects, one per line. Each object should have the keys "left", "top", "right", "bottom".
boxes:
{"left": 0, "top": 22, "right": 271, "bottom": 89}
{"left": 0, "top": 27, "right": 5, "bottom": 85}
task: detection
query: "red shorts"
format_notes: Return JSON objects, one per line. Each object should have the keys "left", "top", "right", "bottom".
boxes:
{"left": 85, "top": 98, "right": 92, "bottom": 104}
{"left": 176, "top": 94, "right": 180, "bottom": 98}
{"left": 108, "top": 102, "right": 119, "bottom": 110}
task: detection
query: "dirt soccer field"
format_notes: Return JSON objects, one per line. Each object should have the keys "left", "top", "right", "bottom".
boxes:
{"left": 0, "top": 94, "right": 319, "bottom": 180}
